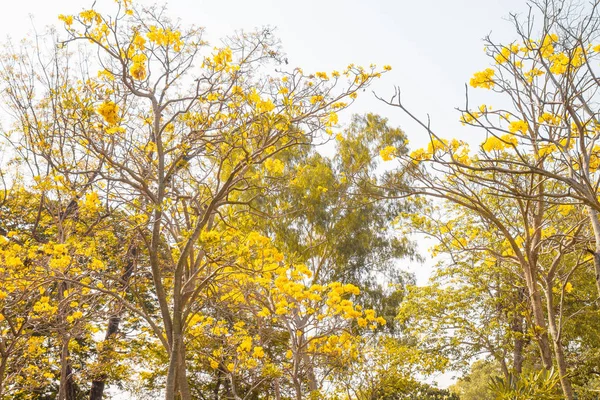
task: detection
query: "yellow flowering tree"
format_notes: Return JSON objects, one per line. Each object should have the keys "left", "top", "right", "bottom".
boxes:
{"left": 456, "top": 1, "right": 600, "bottom": 304}
{"left": 375, "top": 2, "right": 600, "bottom": 397}
{"left": 0, "top": 1, "right": 393, "bottom": 399}
{"left": 152, "top": 218, "right": 389, "bottom": 399}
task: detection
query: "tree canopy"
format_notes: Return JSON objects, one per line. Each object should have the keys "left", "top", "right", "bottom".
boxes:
{"left": 1, "top": 0, "right": 600, "bottom": 399}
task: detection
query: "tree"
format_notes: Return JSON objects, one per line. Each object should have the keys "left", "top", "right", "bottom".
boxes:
{"left": 253, "top": 113, "right": 418, "bottom": 328}
{"left": 0, "top": 1, "right": 390, "bottom": 398}
{"left": 417, "top": 0, "right": 600, "bottom": 299}
{"left": 376, "top": 0, "right": 600, "bottom": 396}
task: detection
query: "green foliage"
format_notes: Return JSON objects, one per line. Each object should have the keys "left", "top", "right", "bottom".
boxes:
{"left": 487, "top": 369, "right": 562, "bottom": 400}
{"left": 372, "top": 382, "right": 460, "bottom": 400}
{"left": 450, "top": 360, "right": 502, "bottom": 400}
{"left": 252, "top": 113, "right": 419, "bottom": 331}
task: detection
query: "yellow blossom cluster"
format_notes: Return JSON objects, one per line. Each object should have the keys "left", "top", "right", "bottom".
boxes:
{"left": 188, "top": 317, "right": 269, "bottom": 373}
{"left": 264, "top": 158, "right": 285, "bottom": 176}
{"left": 97, "top": 101, "right": 119, "bottom": 125}
{"left": 495, "top": 46, "right": 512, "bottom": 64}
{"left": 508, "top": 120, "right": 529, "bottom": 134}
{"left": 470, "top": 68, "right": 495, "bottom": 89}
{"left": 58, "top": 14, "right": 74, "bottom": 26}
{"left": 147, "top": 25, "right": 183, "bottom": 51}
{"left": 380, "top": 145, "right": 397, "bottom": 161}
{"left": 538, "top": 33, "right": 559, "bottom": 58}
{"left": 130, "top": 53, "right": 147, "bottom": 81}
{"left": 482, "top": 135, "right": 518, "bottom": 152}
{"left": 524, "top": 68, "right": 545, "bottom": 83}
{"left": 538, "top": 112, "right": 562, "bottom": 126}
{"left": 247, "top": 88, "right": 276, "bottom": 113}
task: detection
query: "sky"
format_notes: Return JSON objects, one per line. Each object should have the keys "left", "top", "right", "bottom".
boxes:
{"left": 1, "top": 0, "right": 531, "bottom": 389}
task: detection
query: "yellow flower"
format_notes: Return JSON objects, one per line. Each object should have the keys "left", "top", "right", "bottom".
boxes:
{"left": 212, "top": 47, "right": 232, "bottom": 66}
{"left": 495, "top": 47, "right": 511, "bottom": 64}
{"left": 482, "top": 135, "right": 517, "bottom": 152}
{"left": 206, "top": 93, "right": 219, "bottom": 102}
{"left": 133, "top": 34, "right": 146, "bottom": 50}
{"left": 97, "top": 101, "right": 120, "bottom": 125}
{"left": 557, "top": 204, "right": 573, "bottom": 216}
{"left": 256, "top": 98, "right": 275, "bottom": 113}
{"left": 147, "top": 26, "right": 183, "bottom": 51}
{"left": 264, "top": 159, "right": 285, "bottom": 176}
{"left": 538, "top": 112, "right": 561, "bottom": 126}
{"left": 238, "top": 337, "right": 252, "bottom": 353}
{"left": 325, "top": 112, "right": 339, "bottom": 127}
{"left": 89, "top": 258, "right": 105, "bottom": 271}
{"left": 379, "top": 145, "right": 397, "bottom": 161}
{"left": 383, "top": 65, "right": 392, "bottom": 71}
{"left": 539, "top": 33, "right": 558, "bottom": 58}
{"left": 79, "top": 10, "right": 100, "bottom": 24}
{"left": 470, "top": 68, "right": 495, "bottom": 89}
{"left": 66, "top": 310, "right": 83, "bottom": 323}
{"left": 549, "top": 52, "right": 569, "bottom": 75}
{"left": 508, "top": 120, "right": 529, "bottom": 134}
{"left": 130, "top": 53, "right": 148, "bottom": 81}
{"left": 538, "top": 143, "right": 557, "bottom": 157}
{"left": 257, "top": 307, "right": 270, "bottom": 317}
{"left": 58, "top": 14, "right": 74, "bottom": 26}
{"left": 565, "top": 282, "right": 573, "bottom": 293}
{"left": 310, "top": 95, "right": 324, "bottom": 105}
{"left": 524, "top": 68, "right": 545, "bottom": 83}
{"left": 253, "top": 346, "right": 265, "bottom": 359}
{"left": 502, "top": 134, "right": 518, "bottom": 146}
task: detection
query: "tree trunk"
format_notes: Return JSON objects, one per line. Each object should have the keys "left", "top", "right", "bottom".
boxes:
{"left": 166, "top": 315, "right": 187, "bottom": 399}
{"left": 522, "top": 264, "right": 553, "bottom": 369}
{"left": 587, "top": 207, "right": 600, "bottom": 299}
{"left": 545, "top": 288, "right": 574, "bottom": 400}
{"left": 58, "top": 278, "right": 77, "bottom": 400}
{"left": 293, "top": 379, "right": 302, "bottom": 400}
{"left": 274, "top": 378, "right": 281, "bottom": 400}
{"left": 177, "top": 343, "right": 191, "bottom": 400}
{"left": 512, "top": 289, "right": 525, "bottom": 374}
{"left": 0, "top": 354, "right": 7, "bottom": 399}
{"left": 89, "top": 244, "right": 137, "bottom": 400}
{"left": 292, "top": 359, "right": 303, "bottom": 400}
{"left": 532, "top": 293, "right": 553, "bottom": 369}
{"left": 512, "top": 314, "right": 524, "bottom": 374}
{"left": 213, "top": 368, "right": 222, "bottom": 400}
{"left": 299, "top": 329, "right": 318, "bottom": 394}
{"left": 165, "top": 331, "right": 179, "bottom": 400}
{"left": 89, "top": 316, "right": 120, "bottom": 400}
{"left": 58, "top": 336, "right": 77, "bottom": 400}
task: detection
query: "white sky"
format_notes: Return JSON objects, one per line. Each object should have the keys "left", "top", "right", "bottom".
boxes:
{"left": 2, "top": 0, "right": 530, "bottom": 389}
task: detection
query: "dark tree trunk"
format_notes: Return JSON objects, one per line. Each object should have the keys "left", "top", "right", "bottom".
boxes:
{"left": 89, "top": 245, "right": 137, "bottom": 400}
{"left": 512, "top": 288, "right": 525, "bottom": 374}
